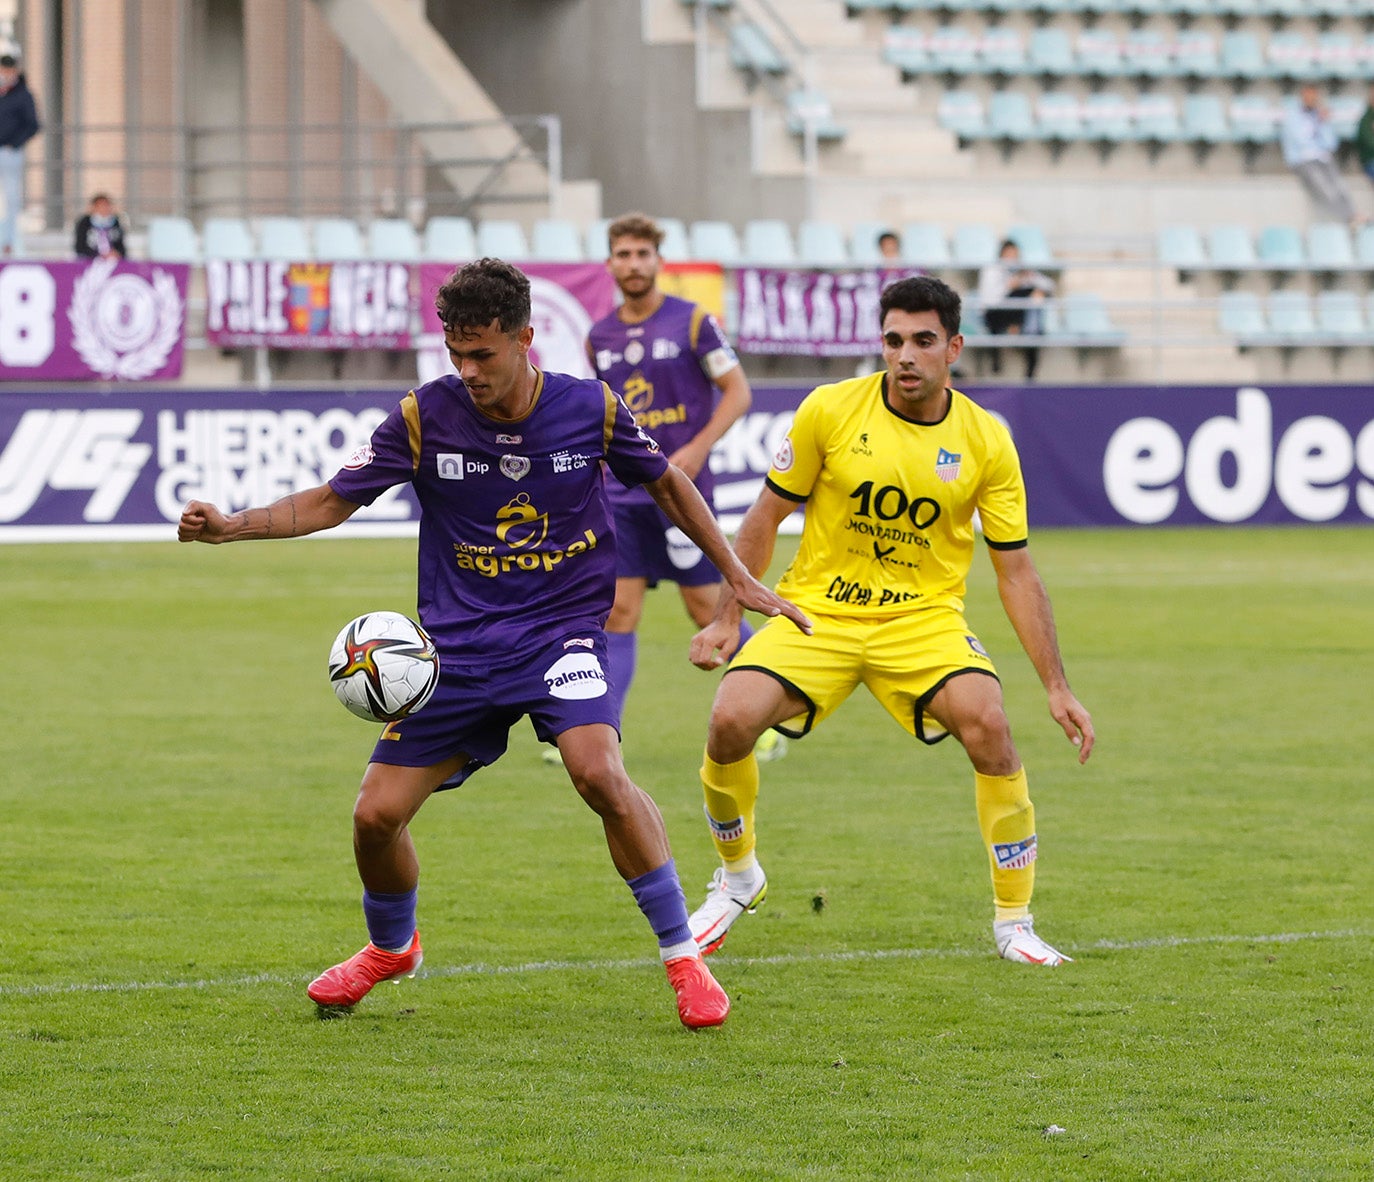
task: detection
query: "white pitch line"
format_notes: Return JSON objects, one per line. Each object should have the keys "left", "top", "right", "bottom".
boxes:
{"left": 1, "top": 928, "right": 1368, "bottom": 1000}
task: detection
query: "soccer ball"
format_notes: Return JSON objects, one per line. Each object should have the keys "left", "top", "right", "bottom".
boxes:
{"left": 328, "top": 611, "right": 440, "bottom": 723}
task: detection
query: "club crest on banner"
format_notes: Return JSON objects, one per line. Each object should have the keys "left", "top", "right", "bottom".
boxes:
{"left": 68, "top": 257, "right": 184, "bottom": 380}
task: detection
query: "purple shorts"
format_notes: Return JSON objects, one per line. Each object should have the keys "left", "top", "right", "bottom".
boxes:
{"left": 367, "top": 630, "right": 617, "bottom": 787}
{"left": 612, "top": 501, "right": 721, "bottom": 588}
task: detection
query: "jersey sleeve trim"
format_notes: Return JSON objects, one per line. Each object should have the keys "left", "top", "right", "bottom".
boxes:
{"left": 688, "top": 304, "right": 705, "bottom": 352}
{"left": 601, "top": 382, "right": 618, "bottom": 455}
{"left": 764, "top": 475, "right": 808, "bottom": 503}
{"left": 400, "top": 391, "right": 422, "bottom": 472}
{"left": 984, "top": 537, "right": 1028, "bottom": 551}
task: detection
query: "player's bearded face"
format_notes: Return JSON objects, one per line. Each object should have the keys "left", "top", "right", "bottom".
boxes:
{"left": 607, "top": 237, "right": 660, "bottom": 297}
{"left": 881, "top": 308, "right": 963, "bottom": 411}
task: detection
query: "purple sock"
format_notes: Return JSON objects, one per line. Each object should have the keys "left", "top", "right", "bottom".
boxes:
{"left": 362, "top": 888, "right": 417, "bottom": 951}
{"left": 626, "top": 859, "right": 692, "bottom": 949}
{"left": 737, "top": 618, "right": 755, "bottom": 651}
{"left": 606, "top": 630, "right": 637, "bottom": 727}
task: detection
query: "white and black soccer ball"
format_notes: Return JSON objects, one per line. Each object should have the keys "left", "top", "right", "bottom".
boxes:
{"left": 328, "top": 611, "right": 440, "bottom": 723}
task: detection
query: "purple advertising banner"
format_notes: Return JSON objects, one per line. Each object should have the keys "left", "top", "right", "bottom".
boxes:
{"left": 0, "top": 259, "right": 188, "bottom": 381}
{"left": 734, "top": 267, "right": 922, "bottom": 357}
{"left": 415, "top": 262, "right": 616, "bottom": 383}
{"left": 204, "top": 260, "right": 418, "bottom": 350}
{"left": 2, "top": 384, "right": 1372, "bottom": 541}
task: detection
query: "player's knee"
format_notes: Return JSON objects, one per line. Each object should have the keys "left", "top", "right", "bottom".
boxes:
{"left": 706, "top": 704, "right": 760, "bottom": 763}
{"left": 352, "top": 799, "right": 406, "bottom": 848}
{"left": 955, "top": 704, "right": 1015, "bottom": 765}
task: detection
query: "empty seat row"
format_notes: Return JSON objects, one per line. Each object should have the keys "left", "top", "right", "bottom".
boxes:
{"left": 1159, "top": 222, "right": 1374, "bottom": 272}
{"left": 1219, "top": 289, "right": 1374, "bottom": 342}
{"left": 963, "top": 291, "right": 1126, "bottom": 341}
{"left": 939, "top": 90, "right": 1360, "bottom": 146}
{"left": 887, "top": 27, "right": 1374, "bottom": 84}
{"left": 851, "top": 0, "right": 1361, "bottom": 20}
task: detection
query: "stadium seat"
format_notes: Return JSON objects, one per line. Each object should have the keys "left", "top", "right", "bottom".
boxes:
{"left": 531, "top": 218, "right": 585, "bottom": 261}
{"left": 146, "top": 215, "right": 200, "bottom": 263}
{"left": 1122, "top": 30, "right": 1173, "bottom": 80}
{"left": 987, "top": 91, "right": 1036, "bottom": 142}
{"left": 1208, "top": 225, "right": 1258, "bottom": 270}
{"left": 313, "top": 217, "right": 365, "bottom": 261}
{"left": 423, "top": 216, "right": 476, "bottom": 262}
{"left": 1315, "top": 290, "right": 1365, "bottom": 337}
{"left": 1062, "top": 293, "right": 1125, "bottom": 341}
{"left": 978, "top": 27, "right": 1026, "bottom": 76}
{"left": 1028, "top": 28, "right": 1074, "bottom": 78}
{"left": 730, "top": 22, "right": 787, "bottom": 78}
{"left": 1316, "top": 33, "right": 1360, "bottom": 81}
{"left": 742, "top": 219, "right": 797, "bottom": 266}
{"left": 1081, "top": 92, "right": 1134, "bottom": 144}
{"left": 657, "top": 217, "right": 691, "bottom": 260}
{"left": 1307, "top": 222, "right": 1355, "bottom": 270}
{"left": 475, "top": 219, "right": 530, "bottom": 259}
{"left": 900, "top": 222, "right": 952, "bottom": 267}
{"left": 1227, "top": 95, "right": 1281, "bottom": 145}
{"left": 1009, "top": 223, "right": 1055, "bottom": 268}
{"left": 787, "top": 89, "right": 846, "bottom": 142}
{"left": 1328, "top": 94, "right": 1363, "bottom": 140}
{"left": 883, "top": 28, "right": 930, "bottom": 78}
{"left": 1266, "top": 33, "right": 1317, "bottom": 83}
{"left": 1355, "top": 224, "right": 1374, "bottom": 267}
{"left": 1265, "top": 290, "right": 1318, "bottom": 338}
{"left": 797, "top": 220, "right": 850, "bottom": 266}
{"left": 927, "top": 26, "right": 980, "bottom": 76}
{"left": 689, "top": 220, "right": 742, "bottom": 265}
{"left": 849, "top": 220, "right": 891, "bottom": 265}
{"left": 952, "top": 223, "right": 1000, "bottom": 268}
{"left": 1182, "top": 94, "right": 1234, "bottom": 146}
{"left": 1133, "top": 95, "right": 1183, "bottom": 146}
{"left": 1158, "top": 224, "right": 1207, "bottom": 270}
{"left": 1218, "top": 290, "right": 1265, "bottom": 340}
{"left": 1220, "top": 32, "right": 1269, "bottom": 82}
{"left": 1076, "top": 29, "right": 1125, "bottom": 80}
{"left": 201, "top": 216, "right": 255, "bottom": 260}
{"left": 1173, "top": 31, "right": 1220, "bottom": 81}
{"left": 1257, "top": 225, "right": 1306, "bottom": 271}
{"left": 1036, "top": 92, "right": 1087, "bottom": 144}
{"left": 938, "top": 90, "right": 987, "bottom": 141}
{"left": 256, "top": 216, "right": 311, "bottom": 260}
{"left": 583, "top": 218, "right": 612, "bottom": 260}
{"left": 366, "top": 218, "right": 421, "bottom": 261}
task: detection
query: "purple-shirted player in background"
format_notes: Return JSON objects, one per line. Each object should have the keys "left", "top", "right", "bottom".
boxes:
{"left": 588, "top": 213, "right": 786, "bottom": 761}
{"left": 178, "top": 258, "right": 810, "bottom": 1029}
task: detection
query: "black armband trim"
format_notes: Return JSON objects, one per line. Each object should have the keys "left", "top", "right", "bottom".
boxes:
{"left": 984, "top": 537, "right": 1028, "bottom": 551}
{"left": 764, "top": 476, "right": 808, "bottom": 503}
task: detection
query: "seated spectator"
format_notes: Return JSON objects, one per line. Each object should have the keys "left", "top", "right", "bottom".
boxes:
{"left": 74, "top": 192, "right": 126, "bottom": 259}
{"left": 1281, "top": 84, "right": 1360, "bottom": 228}
{"left": 877, "top": 229, "right": 901, "bottom": 260}
{"left": 978, "top": 239, "right": 1054, "bottom": 380}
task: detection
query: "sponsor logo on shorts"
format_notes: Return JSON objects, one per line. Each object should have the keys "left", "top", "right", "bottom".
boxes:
{"left": 993, "top": 835, "right": 1038, "bottom": 870}
{"left": 344, "top": 444, "right": 375, "bottom": 469}
{"left": 543, "top": 652, "right": 608, "bottom": 700}
{"left": 707, "top": 814, "right": 745, "bottom": 842}
{"left": 563, "top": 637, "right": 594, "bottom": 649}
{"left": 936, "top": 447, "right": 962, "bottom": 483}
{"left": 665, "top": 526, "right": 703, "bottom": 570}
{"left": 966, "top": 635, "right": 989, "bottom": 658}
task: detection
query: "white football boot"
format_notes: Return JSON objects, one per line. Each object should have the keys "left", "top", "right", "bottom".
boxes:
{"left": 994, "top": 915, "right": 1072, "bottom": 966}
{"left": 689, "top": 867, "right": 768, "bottom": 955}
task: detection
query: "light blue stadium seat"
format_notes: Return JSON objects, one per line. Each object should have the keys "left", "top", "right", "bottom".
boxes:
{"left": 476, "top": 219, "right": 530, "bottom": 259}
{"left": 797, "top": 220, "right": 850, "bottom": 266}
{"left": 1133, "top": 94, "right": 1182, "bottom": 145}
{"left": 742, "top": 218, "right": 797, "bottom": 265}
{"left": 883, "top": 28, "right": 930, "bottom": 77}
{"left": 689, "top": 220, "right": 742, "bottom": 265}
{"left": 928, "top": 26, "right": 980, "bottom": 75}
{"left": 256, "top": 216, "right": 311, "bottom": 260}
{"left": 1315, "top": 290, "right": 1365, "bottom": 336}
{"left": 1227, "top": 95, "right": 1281, "bottom": 145}
{"left": 313, "top": 218, "right": 364, "bottom": 261}
{"left": 1220, "top": 31, "right": 1269, "bottom": 82}
{"left": 1158, "top": 224, "right": 1207, "bottom": 269}
{"left": 1316, "top": 33, "right": 1359, "bottom": 81}
{"left": 1208, "top": 224, "right": 1258, "bottom": 269}
{"left": 1036, "top": 91, "right": 1086, "bottom": 142}
{"left": 531, "top": 218, "right": 585, "bottom": 262}
{"left": 583, "top": 218, "right": 612, "bottom": 260}
{"left": 987, "top": 91, "right": 1036, "bottom": 141}
{"left": 1182, "top": 94, "right": 1233, "bottom": 144}
{"left": 1308, "top": 222, "right": 1355, "bottom": 270}
{"left": 1328, "top": 94, "right": 1363, "bottom": 140}
{"left": 952, "top": 223, "right": 1000, "bottom": 268}
{"left": 1265, "top": 0, "right": 1307, "bottom": 15}
{"left": 1076, "top": 29, "right": 1125, "bottom": 79}
{"left": 1081, "top": 91, "right": 1133, "bottom": 142}
{"left": 146, "top": 215, "right": 200, "bottom": 263}
{"left": 849, "top": 220, "right": 891, "bottom": 265}
{"left": 1028, "top": 28, "right": 1074, "bottom": 77}
{"left": 1266, "top": 290, "right": 1318, "bottom": 337}
{"left": 901, "top": 222, "right": 952, "bottom": 267}
{"left": 1009, "top": 223, "right": 1055, "bottom": 267}
{"left": 787, "top": 89, "right": 846, "bottom": 141}
{"left": 730, "top": 22, "right": 787, "bottom": 77}
{"left": 1062, "top": 293, "right": 1124, "bottom": 340}
{"left": 367, "top": 218, "right": 420, "bottom": 261}
{"left": 938, "top": 90, "right": 987, "bottom": 140}
{"left": 1355, "top": 223, "right": 1374, "bottom": 267}
{"left": 1173, "top": 31, "right": 1219, "bottom": 80}
{"left": 1257, "top": 224, "right": 1305, "bottom": 270}
{"left": 202, "top": 216, "right": 255, "bottom": 260}
{"left": 657, "top": 217, "right": 691, "bottom": 260}
{"left": 978, "top": 27, "right": 1026, "bottom": 76}
{"left": 1218, "top": 290, "right": 1265, "bottom": 338}
{"left": 423, "top": 216, "right": 476, "bottom": 262}
{"left": 1122, "top": 29, "right": 1173, "bottom": 79}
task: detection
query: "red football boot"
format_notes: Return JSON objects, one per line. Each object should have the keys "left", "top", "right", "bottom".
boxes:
{"left": 665, "top": 954, "right": 730, "bottom": 1029}
{"left": 307, "top": 931, "right": 423, "bottom": 1010}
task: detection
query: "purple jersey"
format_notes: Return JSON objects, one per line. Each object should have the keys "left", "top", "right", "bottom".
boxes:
{"left": 329, "top": 371, "right": 669, "bottom": 664}
{"left": 587, "top": 294, "right": 739, "bottom": 509}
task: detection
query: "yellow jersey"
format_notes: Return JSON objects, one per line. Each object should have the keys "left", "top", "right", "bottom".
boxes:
{"left": 766, "top": 372, "right": 1028, "bottom": 618}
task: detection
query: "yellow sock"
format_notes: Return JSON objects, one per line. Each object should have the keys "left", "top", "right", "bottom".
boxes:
{"left": 700, "top": 751, "right": 760, "bottom": 870}
{"left": 975, "top": 768, "right": 1037, "bottom": 922}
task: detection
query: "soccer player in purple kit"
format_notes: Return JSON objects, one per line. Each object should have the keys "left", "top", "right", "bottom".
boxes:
{"left": 588, "top": 214, "right": 784, "bottom": 759}
{"left": 178, "top": 257, "right": 810, "bottom": 1029}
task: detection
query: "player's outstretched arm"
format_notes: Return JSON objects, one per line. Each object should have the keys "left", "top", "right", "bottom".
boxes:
{"left": 178, "top": 484, "right": 360, "bottom": 544}
{"left": 987, "top": 545, "right": 1095, "bottom": 764}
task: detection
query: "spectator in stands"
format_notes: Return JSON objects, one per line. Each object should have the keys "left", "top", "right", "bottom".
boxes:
{"left": 1281, "top": 84, "right": 1359, "bottom": 228}
{"left": 1356, "top": 82, "right": 1374, "bottom": 193}
{"left": 73, "top": 193, "right": 127, "bottom": 260}
{"left": 978, "top": 239, "right": 1054, "bottom": 381}
{"left": 0, "top": 51, "right": 40, "bottom": 256}
{"left": 877, "top": 229, "right": 901, "bottom": 261}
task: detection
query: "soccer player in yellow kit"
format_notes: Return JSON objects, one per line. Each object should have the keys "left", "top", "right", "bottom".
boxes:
{"left": 686, "top": 275, "right": 1094, "bottom": 966}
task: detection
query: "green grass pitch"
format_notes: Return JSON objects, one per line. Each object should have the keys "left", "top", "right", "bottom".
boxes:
{"left": 1, "top": 527, "right": 1370, "bottom": 1179}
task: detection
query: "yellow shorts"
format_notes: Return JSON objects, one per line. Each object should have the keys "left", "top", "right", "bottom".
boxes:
{"left": 730, "top": 606, "right": 998, "bottom": 744}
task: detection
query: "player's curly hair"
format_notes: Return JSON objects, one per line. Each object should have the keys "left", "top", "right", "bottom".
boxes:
{"left": 879, "top": 275, "right": 962, "bottom": 340}
{"left": 434, "top": 257, "right": 531, "bottom": 334}
{"left": 606, "top": 212, "right": 664, "bottom": 253}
